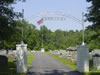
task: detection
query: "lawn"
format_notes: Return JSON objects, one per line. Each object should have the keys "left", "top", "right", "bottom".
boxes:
{"left": 45, "top": 52, "right": 77, "bottom": 70}
{"left": 27, "top": 53, "right": 34, "bottom": 68}
{"left": 0, "top": 53, "right": 34, "bottom": 75}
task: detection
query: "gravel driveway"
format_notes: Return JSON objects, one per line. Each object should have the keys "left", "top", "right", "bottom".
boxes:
{"left": 27, "top": 53, "right": 82, "bottom": 75}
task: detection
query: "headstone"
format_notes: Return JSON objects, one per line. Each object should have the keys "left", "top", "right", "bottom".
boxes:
{"left": 0, "top": 55, "right": 8, "bottom": 66}
{"left": 41, "top": 48, "right": 45, "bottom": 53}
{"left": 16, "top": 43, "right": 27, "bottom": 73}
{"left": 77, "top": 45, "right": 89, "bottom": 72}
{"left": 59, "top": 50, "right": 67, "bottom": 58}
{"left": 50, "top": 50, "right": 52, "bottom": 53}
{"left": 0, "top": 50, "right": 6, "bottom": 55}
{"left": 67, "top": 47, "right": 77, "bottom": 61}
{"left": 92, "top": 49, "right": 100, "bottom": 70}
{"left": 51, "top": 50, "right": 59, "bottom": 55}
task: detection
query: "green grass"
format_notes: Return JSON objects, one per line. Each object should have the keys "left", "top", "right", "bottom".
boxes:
{"left": 84, "top": 71, "right": 100, "bottom": 75}
{"left": 27, "top": 53, "right": 34, "bottom": 68}
{"left": 45, "top": 52, "right": 77, "bottom": 70}
{"left": 0, "top": 53, "right": 34, "bottom": 75}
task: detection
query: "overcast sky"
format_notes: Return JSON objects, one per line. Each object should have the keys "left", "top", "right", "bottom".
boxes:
{"left": 13, "top": 0, "right": 91, "bottom": 31}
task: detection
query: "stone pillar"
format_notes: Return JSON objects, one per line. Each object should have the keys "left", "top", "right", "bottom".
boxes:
{"left": 16, "top": 44, "right": 27, "bottom": 73}
{"left": 77, "top": 45, "right": 89, "bottom": 72}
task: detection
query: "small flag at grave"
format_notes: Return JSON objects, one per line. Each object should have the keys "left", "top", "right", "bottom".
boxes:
{"left": 37, "top": 18, "right": 43, "bottom": 25}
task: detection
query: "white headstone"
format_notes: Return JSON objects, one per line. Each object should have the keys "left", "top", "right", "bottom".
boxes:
{"left": 77, "top": 45, "right": 89, "bottom": 72}
{"left": 16, "top": 44, "right": 27, "bottom": 73}
{"left": 41, "top": 48, "right": 45, "bottom": 53}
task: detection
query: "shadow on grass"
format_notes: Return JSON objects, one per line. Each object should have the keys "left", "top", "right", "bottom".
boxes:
{"left": 89, "top": 59, "right": 93, "bottom": 71}
{"left": 84, "top": 72, "right": 100, "bottom": 75}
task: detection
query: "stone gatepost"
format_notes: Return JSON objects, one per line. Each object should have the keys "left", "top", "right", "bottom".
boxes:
{"left": 77, "top": 45, "right": 89, "bottom": 72}
{"left": 16, "top": 43, "right": 27, "bottom": 73}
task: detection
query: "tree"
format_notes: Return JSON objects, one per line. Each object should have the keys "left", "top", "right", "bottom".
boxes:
{"left": 86, "top": 0, "right": 100, "bottom": 50}
{"left": 40, "top": 25, "right": 52, "bottom": 49}
{"left": 86, "top": 0, "right": 100, "bottom": 30}
{"left": 86, "top": 0, "right": 100, "bottom": 38}
{"left": 0, "top": 0, "right": 25, "bottom": 40}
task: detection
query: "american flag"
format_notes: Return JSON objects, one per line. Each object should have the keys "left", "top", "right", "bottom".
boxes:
{"left": 37, "top": 18, "right": 43, "bottom": 25}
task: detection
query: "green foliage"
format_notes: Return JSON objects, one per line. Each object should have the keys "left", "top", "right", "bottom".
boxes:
{"left": 86, "top": 0, "right": 100, "bottom": 51}
{"left": 0, "top": 19, "right": 99, "bottom": 51}
{"left": 0, "top": 0, "right": 25, "bottom": 40}
{"left": 86, "top": 0, "right": 100, "bottom": 27}
{"left": 0, "top": 0, "right": 26, "bottom": 49}
{"left": 1, "top": 19, "right": 99, "bottom": 51}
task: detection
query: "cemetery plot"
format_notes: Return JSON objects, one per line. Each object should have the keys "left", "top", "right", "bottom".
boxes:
{"left": 49, "top": 47, "right": 77, "bottom": 62}
{"left": 0, "top": 52, "right": 33, "bottom": 75}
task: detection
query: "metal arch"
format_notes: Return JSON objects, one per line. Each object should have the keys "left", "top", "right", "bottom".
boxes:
{"left": 25, "top": 11, "right": 82, "bottom": 24}
{"left": 24, "top": 11, "right": 85, "bottom": 45}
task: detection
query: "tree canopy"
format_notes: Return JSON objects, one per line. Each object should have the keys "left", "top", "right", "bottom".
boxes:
{"left": 86, "top": 0, "right": 100, "bottom": 50}
{"left": 86, "top": 0, "right": 100, "bottom": 29}
{"left": 0, "top": 0, "right": 25, "bottom": 40}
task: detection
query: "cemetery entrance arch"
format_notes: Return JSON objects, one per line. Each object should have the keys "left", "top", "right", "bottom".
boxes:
{"left": 24, "top": 11, "right": 85, "bottom": 45}
{"left": 22, "top": 10, "right": 89, "bottom": 72}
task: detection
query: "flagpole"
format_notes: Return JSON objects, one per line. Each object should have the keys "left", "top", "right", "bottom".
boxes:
{"left": 82, "top": 12, "right": 85, "bottom": 45}
{"left": 37, "top": 18, "right": 44, "bottom": 50}
{"left": 41, "top": 25, "right": 43, "bottom": 48}
{"left": 21, "top": 9, "right": 24, "bottom": 44}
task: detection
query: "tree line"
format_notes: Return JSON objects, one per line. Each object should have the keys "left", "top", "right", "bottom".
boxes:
{"left": 0, "top": 20, "right": 99, "bottom": 51}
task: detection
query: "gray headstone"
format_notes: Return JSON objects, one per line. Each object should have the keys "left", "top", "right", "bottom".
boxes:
{"left": 0, "top": 55, "right": 8, "bottom": 66}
